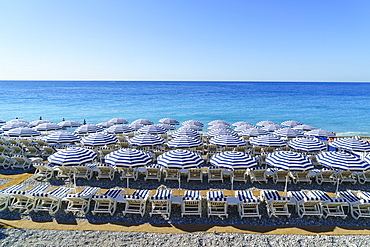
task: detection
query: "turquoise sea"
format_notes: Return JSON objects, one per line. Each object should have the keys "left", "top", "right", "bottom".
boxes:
{"left": 0, "top": 81, "right": 369, "bottom": 136}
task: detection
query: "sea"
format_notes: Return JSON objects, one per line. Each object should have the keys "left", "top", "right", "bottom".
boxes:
{"left": 0, "top": 81, "right": 369, "bottom": 137}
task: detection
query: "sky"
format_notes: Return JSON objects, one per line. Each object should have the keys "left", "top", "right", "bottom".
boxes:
{"left": 0, "top": 0, "right": 369, "bottom": 81}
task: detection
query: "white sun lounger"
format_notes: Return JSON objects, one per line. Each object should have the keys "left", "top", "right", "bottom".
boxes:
{"left": 337, "top": 191, "right": 370, "bottom": 219}
{"left": 261, "top": 190, "right": 291, "bottom": 218}
{"left": 72, "top": 165, "right": 95, "bottom": 180}
{"left": 0, "top": 185, "right": 27, "bottom": 211}
{"left": 181, "top": 190, "right": 202, "bottom": 217}
{"left": 11, "top": 155, "right": 42, "bottom": 170}
{"left": 95, "top": 164, "right": 116, "bottom": 181}
{"left": 33, "top": 163, "right": 57, "bottom": 180}
{"left": 122, "top": 190, "right": 151, "bottom": 217}
{"left": 236, "top": 190, "right": 261, "bottom": 219}
{"left": 32, "top": 187, "right": 76, "bottom": 215}
{"left": 308, "top": 190, "right": 347, "bottom": 219}
{"left": 356, "top": 170, "right": 370, "bottom": 184}
{"left": 288, "top": 191, "right": 322, "bottom": 218}
{"left": 207, "top": 167, "right": 224, "bottom": 183}
{"left": 207, "top": 191, "right": 228, "bottom": 218}
{"left": 118, "top": 167, "right": 139, "bottom": 181}
{"left": 271, "top": 169, "right": 291, "bottom": 184}
{"left": 55, "top": 166, "right": 75, "bottom": 180}
{"left": 8, "top": 185, "right": 51, "bottom": 212}
{"left": 150, "top": 189, "right": 173, "bottom": 217}
{"left": 315, "top": 169, "right": 336, "bottom": 185}
{"left": 248, "top": 167, "right": 268, "bottom": 184}
{"left": 144, "top": 165, "right": 161, "bottom": 182}
{"left": 0, "top": 155, "right": 13, "bottom": 169}
{"left": 63, "top": 187, "right": 100, "bottom": 214}
{"left": 91, "top": 188, "right": 123, "bottom": 215}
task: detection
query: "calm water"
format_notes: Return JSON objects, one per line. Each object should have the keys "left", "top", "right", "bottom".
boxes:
{"left": 0, "top": 81, "right": 369, "bottom": 136}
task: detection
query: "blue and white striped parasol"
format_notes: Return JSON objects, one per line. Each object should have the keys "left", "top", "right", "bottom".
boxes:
{"left": 316, "top": 151, "right": 370, "bottom": 171}
{"left": 266, "top": 151, "right": 314, "bottom": 171}
{"left": 207, "top": 124, "right": 232, "bottom": 130}
{"left": 274, "top": 128, "right": 304, "bottom": 138}
{"left": 157, "top": 150, "right": 204, "bottom": 169}
{"left": 128, "top": 134, "right": 165, "bottom": 147}
{"left": 249, "top": 135, "right": 286, "bottom": 147}
{"left": 44, "top": 132, "right": 81, "bottom": 144}
{"left": 48, "top": 147, "right": 97, "bottom": 166}
{"left": 57, "top": 120, "right": 82, "bottom": 128}
{"left": 293, "top": 124, "right": 316, "bottom": 131}
{"left": 232, "top": 121, "right": 253, "bottom": 127}
{"left": 210, "top": 135, "right": 246, "bottom": 147}
{"left": 33, "top": 123, "right": 62, "bottom": 131}
{"left": 28, "top": 120, "right": 52, "bottom": 127}
{"left": 159, "top": 118, "right": 180, "bottom": 125}
{"left": 234, "top": 123, "right": 255, "bottom": 132}
{"left": 208, "top": 120, "right": 230, "bottom": 126}
{"left": 172, "top": 128, "right": 200, "bottom": 139}
{"left": 288, "top": 138, "right": 327, "bottom": 152}
{"left": 105, "top": 125, "right": 134, "bottom": 134}
{"left": 108, "top": 118, "right": 129, "bottom": 124}
{"left": 129, "top": 122, "right": 145, "bottom": 130}
{"left": 5, "top": 127, "right": 41, "bottom": 137}
{"left": 105, "top": 148, "right": 152, "bottom": 168}
{"left": 97, "top": 121, "right": 115, "bottom": 128}
{"left": 304, "top": 129, "right": 336, "bottom": 138}
{"left": 207, "top": 129, "right": 238, "bottom": 137}
{"left": 240, "top": 128, "right": 269, "bottom": 137}
{"left": 261, "top": 124, "right": 283, "bottom": 132}
{"left": 156, "top": 124, "right": 176, "bottom": 130}
{"left": 180, "top": 124, "right": 203, "bottom": 131}
{"left": 167, "top": 136, "right": 203, "bottom": 148}
{"left": 281, "top": 120, "right": 302, "bottom": 127}
{"left": 210, "top": 151, "right": 257, "bottom": 170}
{"left": 2, "top": 121, "right": 29, "bottom": 130}
{"left": 81, "top": 133, "right": 118, "bottom": 147}
{"left": 330, "top": 138, "right": 370, "bottom": 152}
{"left": 132, "top": 119, "right": 153, "bottom": 125}
{"left": 256, "top": 120, "right": 277, "bottom": 127}
{"left": 137, "top": 125, "right": 167, "bottom": 134}
{"left": 182, "top": 120, "right": 204, "bottom": 127}
{"left": 74, "top": 124, "right": 103, "bottom": 134}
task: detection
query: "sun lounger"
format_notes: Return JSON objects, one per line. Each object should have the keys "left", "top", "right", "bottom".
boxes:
{"left": 71, "top": 165, "right": 95, "bottom": 180}
{"left": 144, "top": 165, "right": 161, "bottom": 182}
{"left": 289, "top": 171, "right": 312, "bottom": 184}
{"left": 32, "top": 187, "right": 75, "bottom": 215}
{"left": 181, "top": 190, "right": 202, "bottom": 217}
{"left": 248, "top": 167, "right": 268, "bottom": 184}
{"left": 55, "top": 166, "right": 75, "bottom": 180}
{"left": 337, "top": 191, "right": 370, "bottom": 219}
{"left": 150, "top": 189, "right": 173, "bottom": 217}
{"left": 11, "top": 155, "right": 42, "bottom": 170}
{"left": 0, "top": 145, "right": 13, "bottom": 156}
{"left": 333, "top": 170, "right": 357, "bottom": 184}
{"left": 236, "top": 190, "right": 261, "bottom": 219}
{"left": 308, "top": 190, "right": 347, "bottom": 219}
{"left": 163, "top": 168, "right": 180, "bottom": 182}
{"left": 288, "top": 191, "right": 322, "bottom": 218}
{"left": 356, "top": 170, "right": 370, "bottom": 184}
{"left": 187, "top": 168, "right": 203, "bottom": 182}
{"left": 24, "top": 146, "right": 41, "bottom": 157}
{"left": 95, "top": 164, "right": 116, "bottom": 181}
{"left": 118, "top": 167, "right": 139, "bottom": 181}
{"left": 0, "top": 185, "right": 27, "bottom": 211}
{"left": 207, "top": 191, "right": 228, "bottom": 218}
{"left": 271, "top": 169, "right": 291, "bottom": 184}
{"left": 63, "top": 187, "right": 100, "bottom": 214}
{"left": 232, "top": 170, "right": 248, "bottom": 184}
{"left": 207, "top": 167, "right": 224, "bottom": 183}
{"left": 33, "top": 163, "right": 57, "bottom": 180}
{"left": 315, "top": 169, "right": 336, "bottom": 185}
{"left": 261, "top": 190, "right": 291, "bottom": 218}
{"left": 91, "top": 188, "right": 123, "bottom": 215}
{"left": 8, "top": 185, "right": 51, "bottom": 212}
{"left": 0, "top": 155, "right": 13, "bottom": 169}
{"left": 122, "top": 190, "right": 151, "bottom": 217}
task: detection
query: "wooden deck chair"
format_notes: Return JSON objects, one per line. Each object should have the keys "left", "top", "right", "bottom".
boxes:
{"left": 56, "top": 166, "right": 75, "bottom": 180}
{"left": 91, "top": 188, "right": 123, "bottom": 215}
{"left": 11, "top": 155, "right": 42, "bottom": 170}
{"left": 122, "top": 190, "right": 151, "bottom": 217}
{"left": 63, "top": 187, "right": 100, "bottom": 214}
{"left": 308, "top": 190, "right": 347, "bottom": 219}
{"left": 356, "top": 170, "right": 370, "bottom": 184}
{"left": 0, "top": 185, "right": 27, "bottom": 211}
{"left": 288, "top": 191, "right": 322, "bottom": 218}
{"left": 207, "top": 167, "right": 223, "bottom": 183}
{"left": 337, "top": 191, "right": 370, "bottom": 219}
{"left": 289, "top": 171, "right": 312, "bottom": 184}
{"left": 261, "top": 190, "right": 291, "bottom": 218}
{"left": 150, "top": 189, "right": 173, "bottom": 217}
{"left": 33, "top": 163, "right": 57, "bottom": 180}
{"left": 95, "top": 164, "right": 116, "bottom": 180}
{"left": 272, "top": 169, "right": 291, "bottom": 184}
{"left": 181, "top": 190, "right": 202, "bottom": 217}
{"left": 248, "top": 167, "right": 268, "bottom": 184}
{"left": 8, "top": 185, "right": 51, "bottom": 212}
{"left": 236, "top": 190, "right": 261, "bottom": 218}
{"left": 0, "top": 155, "right": 13, "bottom": 169}
{"left": 144, "top": 165, "right": 161, "bottom": 181}
{"left": 118, "top": 167, "right": 138, "bottom": 181}
{"left": 187, "top": 168, "right": 203, "bottom": 182}
{"left": 315, "top": 169, "right": 336, "bottom": 185}
{"left": 163, "top": 168, "right": 180, "bottom": 182}
{"left": 72, "top": 165, "right": 95, "bottom": 180}
{"left": 32, "top": 187, "right": 75, "bottom": 215}
{"left": 207, "top": 191, "right": 228, "bottom": 218}
{"left": 232, "top": 170, "right": 248, "bottom": 183}
{"left": 333, "top": 170, "right": 357, "bottom": 184}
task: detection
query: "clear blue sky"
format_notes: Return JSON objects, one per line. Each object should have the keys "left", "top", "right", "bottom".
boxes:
{"left": 1, "top": 0, "right": 369, "bottom": 81}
